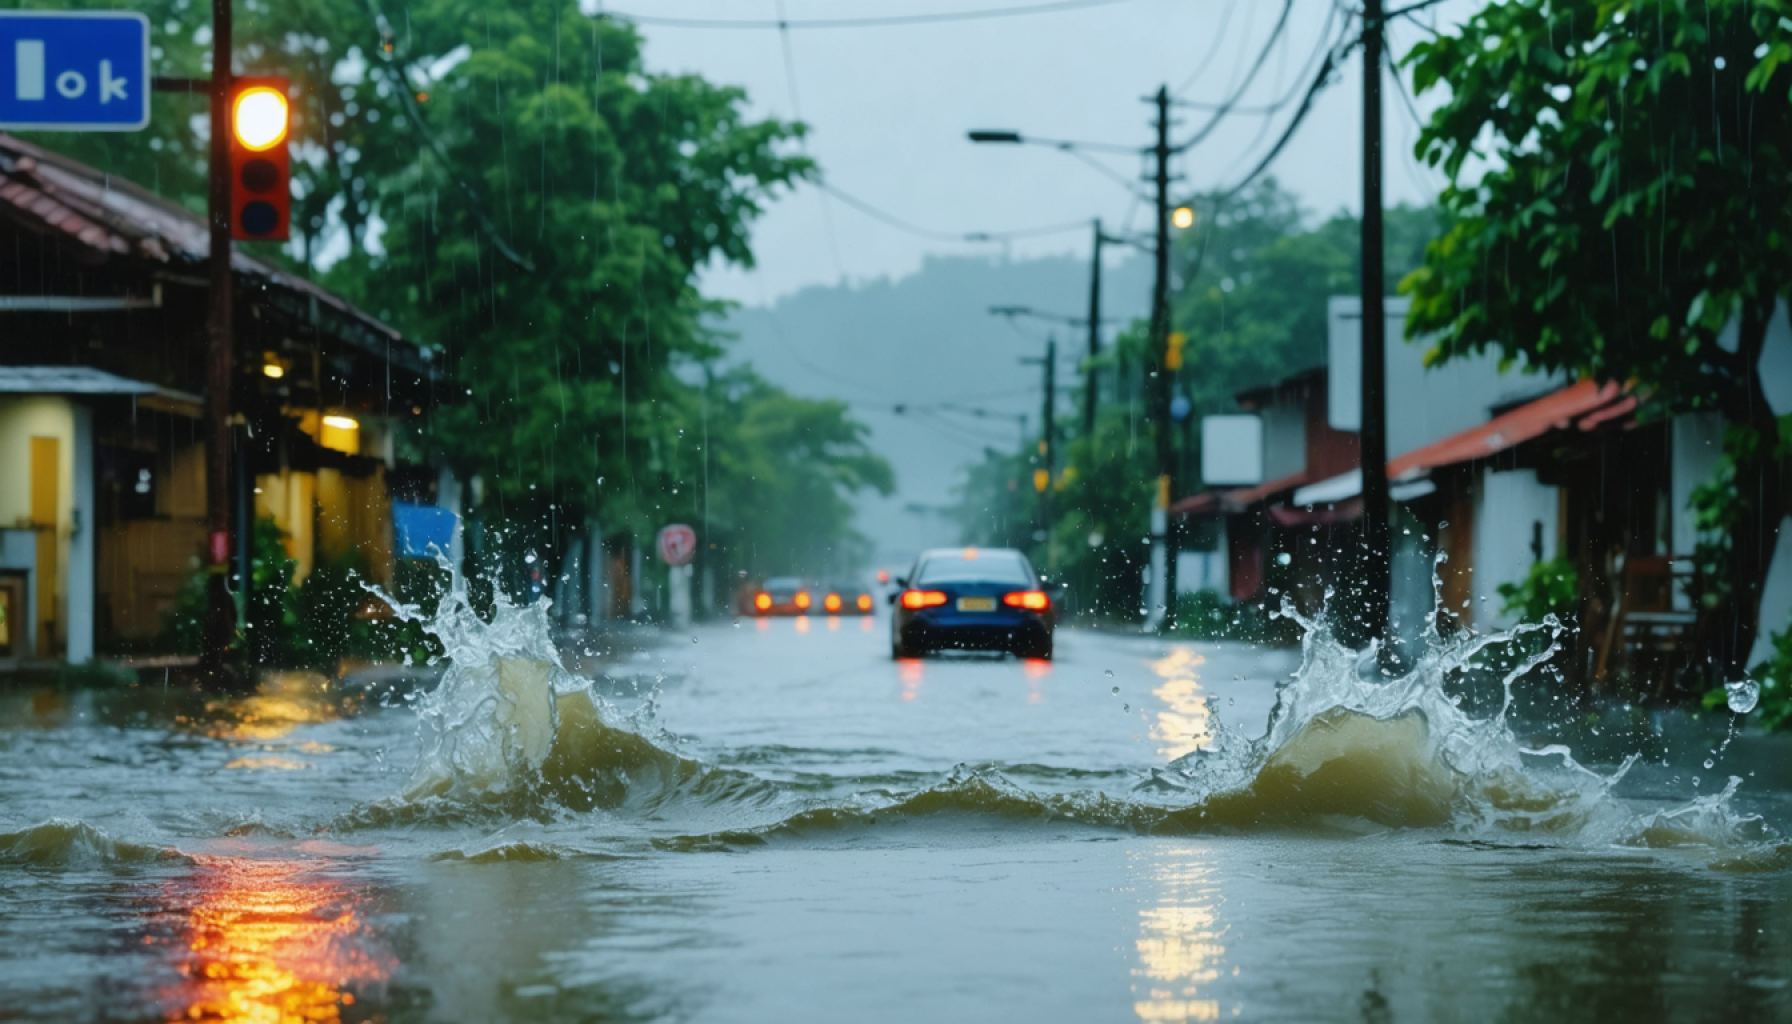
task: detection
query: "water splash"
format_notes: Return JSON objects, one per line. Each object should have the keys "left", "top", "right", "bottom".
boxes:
{"left": 365, "top": 559, "right": 1778, "bottom": 866}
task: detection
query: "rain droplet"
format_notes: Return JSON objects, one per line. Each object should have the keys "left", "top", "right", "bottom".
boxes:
{"left": 1275, "top": 552, "right": 1292, "bottom": 566}
{"left": 1122, "top": 703, "right": 1130, "bottom": 712}
{"left": 1725, "top": 679, "right": 1760, "bottom": 714}
{"left": 1703, "top": 758, "right": 1715, "bottom": 770}
{"left": 691, "top": 636, "right": 700, "bottom": 644}
{"left": 1104, "top": 669, "right": 1115, "bottom": 677}
{"left": 1111, "top": 686, "right": 1120, "bottom": 695}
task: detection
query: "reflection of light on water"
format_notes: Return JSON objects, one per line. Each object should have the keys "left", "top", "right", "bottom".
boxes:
{"left": 827, "top": 617, "right": 841, "bottom": 632}
{"left": 205, "top": 672, "right": 342, "bottom": 742}
{"left": 795, "top": 616, "right": 812, "bottom": 635}
{"left": 163, "top": 856, "right": 393, "bottom": 1023}
{"left": 223, "top": 756, "right": 309, "bottom": 772}
{"left": 1147, "top": 648, "right": 1212, "bottom": 761}
{"left": 1022, "top": 657, "right": 1051, "bottom": 704}
{"left": 898, "top": 658, "right": 923, "bottom": 701}
{"left": 1131, "top": 847, "right": 1230, "bottom": 1022}
{"left": 755, "top": 618, "right": 770, "bottom": 633}
{"left": 858, "top": 617, "right": 874, "bottom": 633}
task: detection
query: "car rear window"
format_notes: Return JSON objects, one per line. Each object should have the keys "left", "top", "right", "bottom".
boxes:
{"left": 915, "top": 552, "right": 1032, "bottom": 586}
{"left": 763, "top": 577, "right": 804, "bottom": 591}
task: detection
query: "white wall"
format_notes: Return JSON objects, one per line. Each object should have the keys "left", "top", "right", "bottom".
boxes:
{"left": 1260, "top": 400, "right": 1306, "bottom": 481}
{"left": 1327, "top": 296, "right": 1563, "bottom": 456}
{"left": 1473, "top": 468, "right": 1560, "bottom": 629}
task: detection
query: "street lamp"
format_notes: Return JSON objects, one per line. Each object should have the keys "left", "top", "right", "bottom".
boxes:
{"left": 1171, "top": 205, "right": 1195, "bottom": 230}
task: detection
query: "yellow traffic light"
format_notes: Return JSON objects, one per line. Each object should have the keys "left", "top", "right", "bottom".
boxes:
{"left": 1165, "top": 331, "right": 1186, "bottom": 371}
{"left": 231, "top": 85, "right": 289, "bottom": 151}
{"left": 1033, "top": 468, "right": 1050, "bottom": 493}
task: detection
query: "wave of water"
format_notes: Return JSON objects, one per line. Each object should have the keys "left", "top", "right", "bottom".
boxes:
{"left": 352, "top": 563, "right": 1779, "bottom": 868}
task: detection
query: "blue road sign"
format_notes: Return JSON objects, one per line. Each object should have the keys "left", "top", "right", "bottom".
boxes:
{"left": 0, "top": 11, "right": 150, "bottom": 131}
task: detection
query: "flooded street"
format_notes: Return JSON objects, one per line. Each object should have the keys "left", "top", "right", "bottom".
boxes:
{"left": 3, "top": 606, "right": 1789, "bottom": 1022}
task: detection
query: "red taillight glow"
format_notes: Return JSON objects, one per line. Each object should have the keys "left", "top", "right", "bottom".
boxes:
{"left": 1002, "top": 590, "right": 1050, "bottom": 611}
{"left": 754, "top": 593, "right": 772, "bottom": 611}
{"left": 824, "top": 593, "right": 843, "bottom": 613}
{"left": 794, "top": 591, "right": 812, "bottom": 610}
{"left": 856, "top": 594, "right": 873, "bottom": 612}
{"left": 900, "top": 589, "right": 948, "bottom": 610}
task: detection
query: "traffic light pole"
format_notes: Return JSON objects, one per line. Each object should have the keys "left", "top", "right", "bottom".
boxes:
{"left": 201, "top": 0, "right": 237, "bottom": 681}
{"left": 1147, "top": 84, "right": 1178, "bottom": 632}
{"left": 1360, "top": 0, "right": 1390, "bottom": 648}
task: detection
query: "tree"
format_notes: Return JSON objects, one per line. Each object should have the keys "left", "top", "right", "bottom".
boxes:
{"left": 1170, "top": 178, "right": 1440, "bottom": 462}
{"left": 694, "top": 369, "right": 895, "bottom": 577}
{"left": 1404, "top": 0, "right": 1792, "bottom": 674}
{"left": 349, "top": 3, "right": 813, "bottom": 579}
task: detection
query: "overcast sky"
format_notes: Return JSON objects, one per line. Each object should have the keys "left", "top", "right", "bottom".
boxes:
{"left": 620, "top": 0, "right": 1476, "bottom": 306}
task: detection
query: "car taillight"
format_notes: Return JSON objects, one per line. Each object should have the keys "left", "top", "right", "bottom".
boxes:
{"left": 900, "top": 589, "right": 948, "bottom": 610}
{"left": 754, "top": 593, "right": 772, "bottom": 611}
{"left": 824, "top": 593, "right": 842, "bottom": 613}
{"left": 856, "top": 594, "right": 873, "bottom": 612}
{"left": 794, "top": 591, "right": 811, "bottom": 610}
{"left": 1003, "top": 590, "right": 1050, "bottom": 611}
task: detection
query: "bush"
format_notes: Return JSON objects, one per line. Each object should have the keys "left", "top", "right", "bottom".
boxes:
{"left": 1703, "top": 625, "right": 1792, "bottom": 732}
{"left": 1496, "top": 557, "right": 1579, "bottom": 623}
{"left": 1172, "top": 590, "right": 1303, "bottom": 645}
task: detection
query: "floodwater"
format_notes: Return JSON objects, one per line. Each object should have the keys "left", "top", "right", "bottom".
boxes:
{"left": 2, "top": 590, "right": 1789, "bottom": 1022}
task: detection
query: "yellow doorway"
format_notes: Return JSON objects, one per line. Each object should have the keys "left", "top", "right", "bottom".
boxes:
{"left": 30, "top": 435, "right": 58, "bottom": 656}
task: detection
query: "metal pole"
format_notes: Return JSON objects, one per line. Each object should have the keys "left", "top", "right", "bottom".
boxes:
{"left": 200, "top": 0, "right": 236, "bottom": 681}
{"left": 1148, "top": 84, "right": 1178, "bottom": 631}
{"left": 1360, "top": 0, "right": 1390, "bottom": 647}
{"left": 1084, "top": 219, "right": 1102, "bottom": 440}
{"left": 1042, "top": 336, "right": 1057, "bottom": 565}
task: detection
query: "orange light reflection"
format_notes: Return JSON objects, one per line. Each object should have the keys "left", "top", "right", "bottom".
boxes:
{"left": 897, "top": 658, "right": 923, "bottom": 701}
{"left": 162, "top": 856, "right": 393, "bottom": 1023}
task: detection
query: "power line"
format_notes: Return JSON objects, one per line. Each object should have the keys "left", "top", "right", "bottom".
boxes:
{"left": 772, "top": 0, "right": 848, "bottom": 278}
{"left": 1172, "top": 0, "right": 1242, "bottom": 97}
{"left": 1171, "top": 0, "right": 1296, "bottom": 154}
{"left": 1186, "top": 17, "right": 1355, "bottom": 208}
{"left": 815, "top": 180, "right": 1090, "bottom": 243}
{"left": 598, "top": 0, "right": 1135, "bottom": 30}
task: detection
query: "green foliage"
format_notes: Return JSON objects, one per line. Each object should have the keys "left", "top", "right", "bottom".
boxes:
{"left": 1173, "top": 590, "right": 1302, "bottom": 645}
{"left": 1403, "top": 0, "right": 1792, "bottom": 404}
{"left": 165, "top": 519, "right": 443, "bottom": 670}
{"left": 365, "top": 4, "right": 813, "bottom": 540}
{"left": 689, "top": 368, "right": 895, "bottom": 576}
{"left": 1497, "top": 557, "right": 1580, "bottom": 624}
{"left": 1172, "top": 179, "right": 1441, "bottom": 420}
{"left": 1703, "top": 627, "right": 1792, "bottom": 732}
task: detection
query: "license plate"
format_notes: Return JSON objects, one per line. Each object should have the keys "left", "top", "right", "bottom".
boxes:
{"left": 957, "top": 596, "right": 996, "bottom": 612}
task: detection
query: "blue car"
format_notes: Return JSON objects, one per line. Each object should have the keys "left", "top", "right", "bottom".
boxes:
{"left": 890, "top": 547, "right": 1056, "bottom": 660}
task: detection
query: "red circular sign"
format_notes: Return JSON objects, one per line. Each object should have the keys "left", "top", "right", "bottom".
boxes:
{"left": 656, "top": 524, "right": 697, "bottom": 567}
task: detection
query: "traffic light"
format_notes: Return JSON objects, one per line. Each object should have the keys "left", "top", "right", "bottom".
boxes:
{"left": 1165, "top": 330, "right": 1186, "bottom": 371}
{"left": 229, "top": 78, "right": 290, "bottom": 242}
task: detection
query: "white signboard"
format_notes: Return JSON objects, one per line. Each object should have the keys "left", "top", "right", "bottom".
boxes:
{"left": 1200, "top": 414, "right": 1263, "bottom": 486}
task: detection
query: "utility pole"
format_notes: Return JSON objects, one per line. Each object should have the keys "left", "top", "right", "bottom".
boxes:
{"left": 1084, "top": 219, "right": 1103, "bottom": 439}
{"left": 1360, "top": 0, "right": 1390, "bottom": 648}
{"left": 200, "top": 0, "right": 238, "bottom": 682}
{"left": 1146, "top": 84, "right": 1178, "bottom": 632}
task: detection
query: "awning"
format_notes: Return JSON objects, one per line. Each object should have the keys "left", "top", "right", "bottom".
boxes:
{"left": 0, "top": 365, "right": 201, "bottom": 406}
{"left": 1289, "top": 380, "right": 1632, "bottom": 506}
{"left": 1292, "top": 470, "right": 1437, "bottom": 507}
{"left": 1171, "top": 469, "right": 1310, "bottom": 518}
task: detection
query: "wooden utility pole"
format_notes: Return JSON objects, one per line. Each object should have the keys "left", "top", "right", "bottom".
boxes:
{"left": 200, "top": 0, "right": 237, "bottom": 681}
{"left": 1359, "top": 0, "right": 1391, "bottom": 646}
{"left": 1147, "top": 84, "right": 1178, "bottom": 631}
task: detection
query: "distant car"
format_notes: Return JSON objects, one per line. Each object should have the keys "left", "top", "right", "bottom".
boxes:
{"left": 818, "top": 580, "right": 876, "bottom": 616}
{"left": 750, "top": 576, "right": 815, "bottom": 616}
{"left": 890, "top": 547, "right": 1055, "bottom": 660}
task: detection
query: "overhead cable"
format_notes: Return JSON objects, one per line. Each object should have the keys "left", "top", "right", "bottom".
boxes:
{"left": 598, "top": 0, "right": 1134, "bottom": 30}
